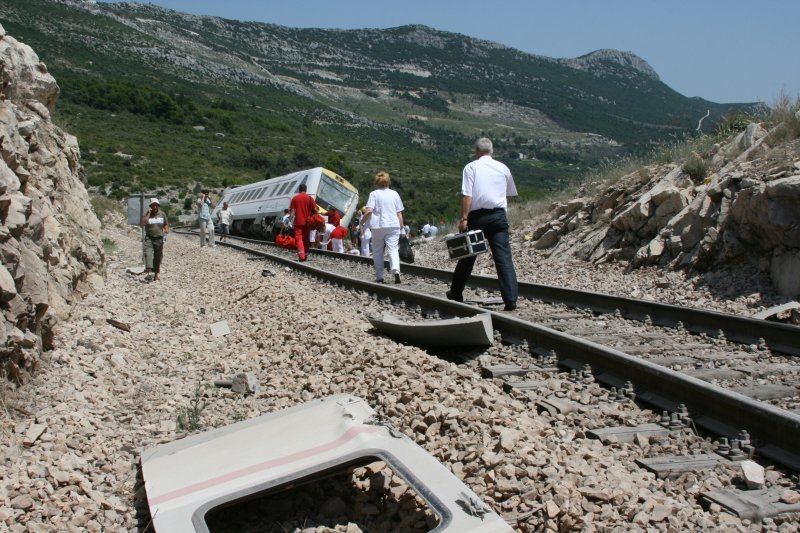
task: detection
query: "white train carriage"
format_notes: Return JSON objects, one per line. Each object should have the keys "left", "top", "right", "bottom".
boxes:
{"left": 214, "top": 167, "right": 358, "bottom": 240}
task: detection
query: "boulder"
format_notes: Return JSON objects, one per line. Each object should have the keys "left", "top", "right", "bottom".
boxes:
{"left": 0, "top": 32, "right": 59, "bottom": 112}
{"left": 0, "top": 28, "right": 104, "bottom": 382}
{"left": 533, "top": 228, "right": 560, "bottom": 250}
{"left": 611, "top": 195, "right": 651, "bottom": 232}
{"left": 0, "top": 263, "right": 16, "bottom": 303}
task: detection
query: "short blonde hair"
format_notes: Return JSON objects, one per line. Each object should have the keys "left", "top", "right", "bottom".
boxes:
{"left": 374, "top": 171, "right": 390, "bottom": 188}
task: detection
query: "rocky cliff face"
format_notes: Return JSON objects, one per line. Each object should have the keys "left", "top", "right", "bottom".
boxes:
{"left": 0, "top": 23, "right": 104, "bottom": 382}
{"left": 526, "top": 121, "right": 800, "bottom": 299}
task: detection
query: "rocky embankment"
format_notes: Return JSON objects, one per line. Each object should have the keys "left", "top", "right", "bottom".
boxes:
{"left": 0, "top": 23, "right": 104, "bottom": 383}
{"left": 525, "top": 124, "right": 800, "bottom": 301}
{"left": 6, "top": 225, "right": 798, "bottom": 532}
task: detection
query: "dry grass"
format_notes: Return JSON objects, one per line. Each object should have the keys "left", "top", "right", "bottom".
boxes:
{"left": 766, "top": 92, "right": 800, "bottom": 145}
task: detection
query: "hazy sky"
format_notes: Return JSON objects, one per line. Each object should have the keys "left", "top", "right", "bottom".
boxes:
{"left": 101, "top": 0, "right": 799, "bottom": 104}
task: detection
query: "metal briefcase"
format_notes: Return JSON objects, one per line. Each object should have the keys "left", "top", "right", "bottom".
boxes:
{"left": 446, "top": 230, "right": 488, "bottom": 260}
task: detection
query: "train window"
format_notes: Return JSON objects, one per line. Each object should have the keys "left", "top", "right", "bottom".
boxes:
{"left": 256, "top": 187, "right": 267, "bottom": 199}
{"left": 277, "top": 182, "right": 291, "bottom": 196}
{"left": 318, "top": 174, "right": 356, "bottom": 216}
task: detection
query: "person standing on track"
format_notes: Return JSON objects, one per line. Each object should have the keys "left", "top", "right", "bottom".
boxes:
{"left": 141, "top": 198, "right": 169, "bottom": 281}
{"left": 197, "top": 188, "right": 216, "bottom": 248}
{"left": 361, "top": 171, "right": 405, "bottom": 284}
{"left": 217, "top": 201, "right": 234, "bottom": 242}
{"left": 448, "top": 137, "right": 519, "bottom": 311}
{"left": 289, "top": 183, "right": 317, "bottom": 262}
{"left": 358, "top": 208, "right": 372, "bottom": 257}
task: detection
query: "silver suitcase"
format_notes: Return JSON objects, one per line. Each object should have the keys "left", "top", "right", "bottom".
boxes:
{"left": 445, "top": 230, "right": 487, "bottom": 260}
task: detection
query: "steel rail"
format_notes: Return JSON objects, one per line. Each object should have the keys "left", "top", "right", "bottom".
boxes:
{"left": 303, "top": 244, "right": 800, "bottom": 356}
{"left": 176, "top": 230, "right": 800, "bottom": 356}
{"left": 215, "top": 238, "right": 800, "bottom": 472}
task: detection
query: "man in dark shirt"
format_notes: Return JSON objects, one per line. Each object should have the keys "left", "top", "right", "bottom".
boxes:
{"left": 289, "top": 183, "right": 317, "bottom": 261}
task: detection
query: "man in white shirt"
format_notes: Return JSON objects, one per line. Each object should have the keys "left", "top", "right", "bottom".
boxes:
{"left": 217, "top": 202, "right": 234, "bottom": 242}
{"left": 447, "top": 137, "right": 518, "bottom": 311}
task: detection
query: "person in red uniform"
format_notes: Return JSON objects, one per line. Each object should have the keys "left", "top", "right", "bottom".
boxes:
{"left": 327, "top": 208, "right": 341, "bottom": 227}
{"left": 289, "top": 183, "right": 317, "bottom": 261}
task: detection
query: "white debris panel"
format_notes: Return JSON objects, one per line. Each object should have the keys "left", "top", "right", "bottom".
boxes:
{"left": 140, "top": 394, "right": 511, "bottom": 532}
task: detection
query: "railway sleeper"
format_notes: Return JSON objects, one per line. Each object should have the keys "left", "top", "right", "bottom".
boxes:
{"left": 731, "top": 384, "right": 798, "bottom": 401}
{"left": 701, "top": 487, "right": 800, "bottom": 522}
{"left": 480, "top": 364, "right": 533, "bottom": 379}
{"left": 587, "top": 423, "right": 672, "bottom": 444}
{"left": 636, "top": 453, "right": 731, "bottom": 479}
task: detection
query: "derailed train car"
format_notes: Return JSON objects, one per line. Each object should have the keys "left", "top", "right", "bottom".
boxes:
{"left": 213, "top": 167, "right": 358, "bottom": 240}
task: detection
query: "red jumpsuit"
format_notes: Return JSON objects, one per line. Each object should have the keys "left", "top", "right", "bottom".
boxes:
{"left": 289, "top": 192, "right": 317, "bottom": 261}
{"left": 328, "top": 209, "right": 341, "bottom": 227}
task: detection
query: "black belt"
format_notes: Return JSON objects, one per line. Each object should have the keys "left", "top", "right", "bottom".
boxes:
{"left": 148, "top": 235, "right": 164, "bottom": 240}
{"left": 469, "top": 208, "right": 505, "bottom": 216}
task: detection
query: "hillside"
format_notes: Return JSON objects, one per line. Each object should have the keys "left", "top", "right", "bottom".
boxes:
{"left": 0, "top": 0, "right": 760, "bottom": 223}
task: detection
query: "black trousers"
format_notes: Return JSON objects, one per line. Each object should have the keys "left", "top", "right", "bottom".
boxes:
{"left": 450, "top": 208, "right": 518, "bottom": 304}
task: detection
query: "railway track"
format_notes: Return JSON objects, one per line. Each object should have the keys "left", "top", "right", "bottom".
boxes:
{"left": 176, "top": 230, "right": 800, "bottom": 475}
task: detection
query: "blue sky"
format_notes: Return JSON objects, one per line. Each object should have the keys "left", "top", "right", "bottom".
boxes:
{"left": 102, "top": 0, "right": 799, "bottom": 104}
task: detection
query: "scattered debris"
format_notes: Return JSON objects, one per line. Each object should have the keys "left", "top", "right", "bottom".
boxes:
{"left": 231, "top": 372, "right": 260, "bottom": 395}
{"left": 106, "top": 318, "right": 131, "bottom": 332}
{"left": 236, "top": 286, "right": 262, "bottom": 301}
{"left": 126, "top": 266, "right": 146, "bottom": 275}
{"left": 752, "top": 301, "right": 800, "bottom": 322}
{"left": 367, "top": 312, "right": 493, "bottom": 347}
{"left": 210, "top": 320, "right": 230, "bottom": 337}
{"left": 140, "top": 395, "right": 510, "bottom": 532}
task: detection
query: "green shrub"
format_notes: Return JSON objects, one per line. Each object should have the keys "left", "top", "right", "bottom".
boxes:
{"left": 90, "top": 195, "right": 122, "bottom": 224}
{"left": 176, "top": 382, "right": 209, "bottom": 433}
{"left": 101, "top": 237, "right": 117, "bottom": 253}
{"left": 714, "top": 111, "right": 754, "bottom": 136}
{"left": 682, "top": 151, "right": 708, "bottom": 182}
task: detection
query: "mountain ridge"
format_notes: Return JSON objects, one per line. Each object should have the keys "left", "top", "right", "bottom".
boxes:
{"left": 1, "top": 0, "right": 762, "bottom": 222}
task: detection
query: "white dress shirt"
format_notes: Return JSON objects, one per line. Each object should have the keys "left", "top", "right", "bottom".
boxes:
{"left": 462, "top": 155, "right": 517, "bottom": 211}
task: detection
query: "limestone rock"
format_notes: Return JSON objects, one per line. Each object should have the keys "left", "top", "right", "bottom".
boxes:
{"left": 0, "top": 28, "right": 104, "bottom": 381}
{"left": 232, "top": 372, "right": 260, "bottom": 395}
{"left": 740, "top": 460, "right": 765, "bottom": 489}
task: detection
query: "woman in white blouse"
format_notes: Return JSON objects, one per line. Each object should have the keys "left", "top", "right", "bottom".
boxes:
{"left": 361, "top": 171, "right": 405, "bottom": 283}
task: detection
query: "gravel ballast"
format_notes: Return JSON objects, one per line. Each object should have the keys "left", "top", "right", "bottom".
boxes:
{"left": 2, "top": 223, "right": 798, "bottom": 532}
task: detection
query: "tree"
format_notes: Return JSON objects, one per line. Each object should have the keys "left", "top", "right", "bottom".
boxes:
{"left": 323, "top": 154, "right": 354, "bottom": 179}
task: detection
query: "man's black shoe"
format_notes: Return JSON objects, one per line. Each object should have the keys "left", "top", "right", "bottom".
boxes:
{"left": 446, "top": 290, "right": 463, "bottom": 302}
{"left": 504, "top": 302, "right": 517, "bottom": 311}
